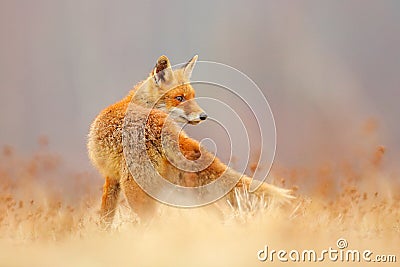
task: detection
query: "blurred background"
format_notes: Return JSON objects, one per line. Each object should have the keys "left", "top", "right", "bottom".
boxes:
{"left": 0, "top": 0, "right": 399, "bottom": 174}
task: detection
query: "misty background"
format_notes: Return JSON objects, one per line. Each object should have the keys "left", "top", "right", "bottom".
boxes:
{"left": 0, "top": 1, "right": 399, "bottom": 175}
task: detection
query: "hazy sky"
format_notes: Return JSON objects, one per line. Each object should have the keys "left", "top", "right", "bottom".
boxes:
{"left": 0, "top": 0, "right": 399, "bottom": 172}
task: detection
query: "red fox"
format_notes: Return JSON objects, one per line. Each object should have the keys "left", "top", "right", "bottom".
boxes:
{"left": 88, "top": 55, "right": 293, "bottom": 225}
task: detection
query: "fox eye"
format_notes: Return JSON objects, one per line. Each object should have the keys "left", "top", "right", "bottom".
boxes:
{"left": 175, "top": 96, "right": 185, "bottom": 102}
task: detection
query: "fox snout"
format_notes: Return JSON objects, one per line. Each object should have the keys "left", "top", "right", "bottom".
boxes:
{"left": 186, "top": 111, "right": 208, "bottom": 125}
{"left": 183, "top": 99, "right": 207, "bottom": 125}
{"left": 169, "top": 100, "right": 207, "bottom": 125}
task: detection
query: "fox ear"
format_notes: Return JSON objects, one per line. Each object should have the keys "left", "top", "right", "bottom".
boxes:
{"left": 152, "top": 55, "right": 174, "bottom": 86}
{"left": 182, "top": 55, "right": 198, "bottom": 80}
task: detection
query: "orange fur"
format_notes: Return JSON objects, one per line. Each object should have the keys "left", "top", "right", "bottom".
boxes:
{"left": 88, "top": 55, "right": 293, "bottom": 225}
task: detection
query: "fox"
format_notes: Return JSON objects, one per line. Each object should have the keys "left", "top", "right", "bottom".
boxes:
{"left": 87, "top": 55, "right": 293, "bottom": 225}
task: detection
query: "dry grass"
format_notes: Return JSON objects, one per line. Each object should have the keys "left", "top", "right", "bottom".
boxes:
{"left": 0, "top": 137, "right": 399, "bottom": 266}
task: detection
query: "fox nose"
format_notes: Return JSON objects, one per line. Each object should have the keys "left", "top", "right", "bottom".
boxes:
{"left": 199, "top": 113, "right": 208, "bottom": 121}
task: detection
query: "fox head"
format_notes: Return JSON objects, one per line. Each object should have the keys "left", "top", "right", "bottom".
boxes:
{"left": 141, "top": 55, "right": 207, "bottom": 125}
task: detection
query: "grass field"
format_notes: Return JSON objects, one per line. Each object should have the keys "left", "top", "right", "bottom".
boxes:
{"left": 0, "top": 136, "right": 398, "bottom": 266}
